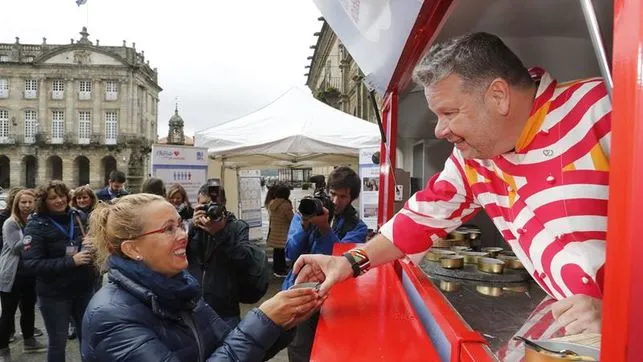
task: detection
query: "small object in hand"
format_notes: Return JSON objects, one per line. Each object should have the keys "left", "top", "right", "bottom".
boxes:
{"left": 515, "top": 336, "right": 598, "bottom": 361}
{"left": 289, "top": 282, "right": 321, "bottom": 291}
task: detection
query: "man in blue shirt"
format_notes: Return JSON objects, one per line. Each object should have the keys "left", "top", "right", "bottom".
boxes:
{"left": 284, "top": 166, "right": 368, "bottom": 361}
{"left": 95, "top": 170, "right": 129, "bottom": 202}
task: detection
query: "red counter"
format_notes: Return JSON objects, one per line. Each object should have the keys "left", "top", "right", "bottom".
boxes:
{"left": 311, "top": 244, "right": 495, "bottom": 361}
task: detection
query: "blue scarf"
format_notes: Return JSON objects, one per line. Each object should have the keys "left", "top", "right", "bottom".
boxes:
{"left": 108, "top": 255, "right": 200, "bottom": 311}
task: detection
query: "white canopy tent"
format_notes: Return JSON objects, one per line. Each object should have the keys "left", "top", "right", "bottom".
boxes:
{"left": 194, "top": 87, "right": 381, "bottom": 169}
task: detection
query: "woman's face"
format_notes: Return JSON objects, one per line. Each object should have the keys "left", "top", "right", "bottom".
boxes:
{"left": 130, "top": 201, "right": 188, "bottom": 277}
{"left": 168, "top": 192, "right": 184, "bottom": 207}
{"left": 18, "top": 194, "right": 35, "bottom": 216}
{"left": 46, "top": 190, "right": 68, "bottom": 213}
{"left": 75, "top": 193, "right": 92, "bottom": 209}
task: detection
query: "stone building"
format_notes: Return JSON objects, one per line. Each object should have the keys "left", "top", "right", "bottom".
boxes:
{"left": 302, "top": 18, "right": 381, "bottom": 178}
{"left": 305, "top": 18, "right": 381, "bottom": 123}
{"left": 0, "top": 27, "right": 161, "bottom": 192}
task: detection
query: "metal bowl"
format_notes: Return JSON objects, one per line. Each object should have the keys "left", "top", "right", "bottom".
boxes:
{"left": 500, "top": 250, "right": 516, "bottom": 257}
{"left": 426, "top": 248, "right": 456, "bottom": 262}
{"left": 498, "top": 255, "right": 525, "bottom": 269}
{"left": 450, "top": 246, "right": 471, "bottom": 253}
{"left": 477, "top": 257, "right": 505, "bottom": 274}
{"left": 481, "top": 247, "right": 504, "bottom": 258}
{"left": 440, "top": 255, "right": 464, "bottom": 269}
{"left": 476, "top": 285, "right": 503, "bottom": 297}
{"left": 524, "top": 340, "right": 599, "bottom": 361}
{"left": 460, "top": 251, "right": 489, "bottom": 264}
{"left": 439, "top": 280, "right": 461, "bottom": 292}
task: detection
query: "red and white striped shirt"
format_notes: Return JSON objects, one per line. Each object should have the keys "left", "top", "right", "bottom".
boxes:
{"left": 380, "top": 69, "right": 611, "bottom": 300}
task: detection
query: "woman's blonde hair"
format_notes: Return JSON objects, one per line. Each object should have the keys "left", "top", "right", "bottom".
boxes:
{"left": 71, "top": 185, "right": 98, "bottom": 211}
{"left": 167, "top": 183, "right": 189, "bottom": 204}
{"left": 86, "top": 193, "right": 166, "bottom": 270}
{"left": 11, "top": 189, "right": 36, "bottom": 227}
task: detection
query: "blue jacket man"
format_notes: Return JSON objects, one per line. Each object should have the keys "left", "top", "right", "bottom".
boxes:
{"left": 282, "top": 166, "right": 368, "bottom": 362}
{"left": 95, "top": 170, "right": 129, "bottom": 202}
{"left": 282, "top": 207, "right": 367, "bottom": 289}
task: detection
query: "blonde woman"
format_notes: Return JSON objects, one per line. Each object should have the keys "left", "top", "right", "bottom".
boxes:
{"left": 167, "top": 184, "right": 194, "bottom": 221}
{"left": 71, "top": 185, "right": 98, "bottom": 216}
{"left": 81, "top": 194, "right": 324, "bottom": 361}
{"left": 0, "top": 190, "right": 47, "bottom": 360}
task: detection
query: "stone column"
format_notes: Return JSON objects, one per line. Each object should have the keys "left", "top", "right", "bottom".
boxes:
{"left": 63, "top": 151, "right": 75, "bottom": 187}
{"left": 9, "top": 151, "right": 21, "bottom": 188}
{"left": 92, "top": 78, "right": 102, "bottom": 140}
{"left": 38, "top": 77, "right": 47, "bottom": 138}
{"left": 66, "top": 78, "right": 75, "bottom": 141}
{"left": 36, "top": 149, "right": 48, "bottom": 186}
{"left": 89, "top": 153, "right": 103, "bottom": 190}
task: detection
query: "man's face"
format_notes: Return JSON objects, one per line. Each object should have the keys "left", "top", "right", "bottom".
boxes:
{"left": 330, "top": 188, "right": 352, "bottom": 215}
{"left": 197, "top": 194, "right": 211, "bottom": 205}
{"left": 427, "top": 74, "right": 506, "bottom": 159}
{"left": 109, "top": 180, "right": 125, "bottom": 193}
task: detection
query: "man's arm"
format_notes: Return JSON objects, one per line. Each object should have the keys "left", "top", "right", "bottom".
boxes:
{"left": 284, "top": 213, "right": 311, "bottom": 261}
{"left": 366, "top": 154, "right": 480, "bottom": 266}
{"left": 294, "top": 153, "right": 480, "bottom": 294}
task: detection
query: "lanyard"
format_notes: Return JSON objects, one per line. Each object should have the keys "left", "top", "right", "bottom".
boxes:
{"left": 48, "top": 213, "right": 74, "bottom": 243}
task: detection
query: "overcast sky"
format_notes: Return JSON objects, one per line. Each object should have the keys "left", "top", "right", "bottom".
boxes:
{"left": 0, "top": 0, "right": 322, "bottom": 137}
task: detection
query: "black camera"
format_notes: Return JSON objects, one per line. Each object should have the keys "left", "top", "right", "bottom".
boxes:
{"left": 196, "top": 202, "right": 226, "bottom": 221}
{"left": 298, "top": 175, "right": 334, "bottom": 222}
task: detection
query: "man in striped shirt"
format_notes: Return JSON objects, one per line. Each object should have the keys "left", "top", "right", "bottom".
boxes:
{"left": 294, "top": 32, "right": 606, "bottom": 335}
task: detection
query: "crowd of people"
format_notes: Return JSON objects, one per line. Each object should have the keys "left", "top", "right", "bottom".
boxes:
{"left": 0, "top": 169, "right": 345, "bottom": 362}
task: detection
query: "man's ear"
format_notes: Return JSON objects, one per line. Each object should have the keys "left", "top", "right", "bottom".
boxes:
{"left": 486, "top": 78, "right": 510, "bottom": 116}
{"left": 120, "top": 240, "right": 143, "bottom": 261}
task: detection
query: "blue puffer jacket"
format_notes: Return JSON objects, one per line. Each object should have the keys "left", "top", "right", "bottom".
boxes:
{"left": 81, "top": 262, "right": 293, "bottom": 361}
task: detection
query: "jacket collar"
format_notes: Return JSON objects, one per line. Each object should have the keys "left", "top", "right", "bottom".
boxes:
{"left": 108, "top": 268, "right": 185, "bottom": 321}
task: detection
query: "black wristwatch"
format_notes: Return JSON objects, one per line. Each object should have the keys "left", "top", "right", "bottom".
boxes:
{"left": 343, "top": 248, "right": 371, "bottom": 278}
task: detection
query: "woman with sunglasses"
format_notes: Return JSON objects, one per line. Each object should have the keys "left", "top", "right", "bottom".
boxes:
{"left": 81, "top": 193, "right": 324, "bottom": 361}
{"left": 23, "top": 181, "right": 97, "bottom": 362}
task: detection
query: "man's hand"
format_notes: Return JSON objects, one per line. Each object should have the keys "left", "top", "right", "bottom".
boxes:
{"left": 293, "top": 254, "right": 353, "bottom": 296}
{"left": 193, "top": 208, "right": 226, "bottom": 235}
{"left": 308, "top": 207, "right": 331, "bottom": 235}
{"left": 551, "top": 295, "right": 602, "bottom": 335}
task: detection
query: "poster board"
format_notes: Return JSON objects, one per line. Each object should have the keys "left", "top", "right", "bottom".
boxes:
{"left": 359, "top": 147, "right": 380, "bottom": 231}
{"left": 238, "top": 169, "right": 262, "bottom": 228}
{"left": 151, "top": 145, "right": 208, "bottom": 203}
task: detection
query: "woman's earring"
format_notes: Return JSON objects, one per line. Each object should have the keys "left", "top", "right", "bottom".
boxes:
{"left": 136, "top": 256, "right": 143, "bottom": 261}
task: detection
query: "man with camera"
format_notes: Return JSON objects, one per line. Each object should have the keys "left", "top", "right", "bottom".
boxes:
{"left": 283, "top": 166, "right": 368, "bottom": 361}
{"left": 186, "top": 181, "right": 270, "bottom": 326}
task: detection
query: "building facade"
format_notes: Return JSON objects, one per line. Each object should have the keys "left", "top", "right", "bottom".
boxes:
{"left": 0, "top": 27, "right": 161, "bottom": 192}
{"left": 303, "top": 19, "right": 381, "bottom": 179}
{"left": 305, "top": 19, "right": 381, "bottom": 124}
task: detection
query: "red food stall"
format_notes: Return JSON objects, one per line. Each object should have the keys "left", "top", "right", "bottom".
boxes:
{"left": 309, "top": 0, "right": 639, "bottom": 361}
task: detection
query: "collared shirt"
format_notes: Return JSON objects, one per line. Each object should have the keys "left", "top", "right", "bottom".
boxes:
{"left": 380, "top": 68, "right": 611, "bottom": 300}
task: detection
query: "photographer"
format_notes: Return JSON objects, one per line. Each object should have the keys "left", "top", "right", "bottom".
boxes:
{"left": 283, "top": 166, "right": 368, "bottom": 362}
{"left": 186, "top": 182, "right": 270, "bottom": 327}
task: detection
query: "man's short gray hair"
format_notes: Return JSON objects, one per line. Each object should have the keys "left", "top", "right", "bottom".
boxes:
{"left": 413, "top": 32, "right": 533, "bottom": 91}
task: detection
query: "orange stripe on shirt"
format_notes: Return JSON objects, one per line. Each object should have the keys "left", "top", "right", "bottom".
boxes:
{"left": 590, "top": 143, "right": 610, "bottom": 171}
{"left": 516, "top": 101, "right": 550, "bottom": 152}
